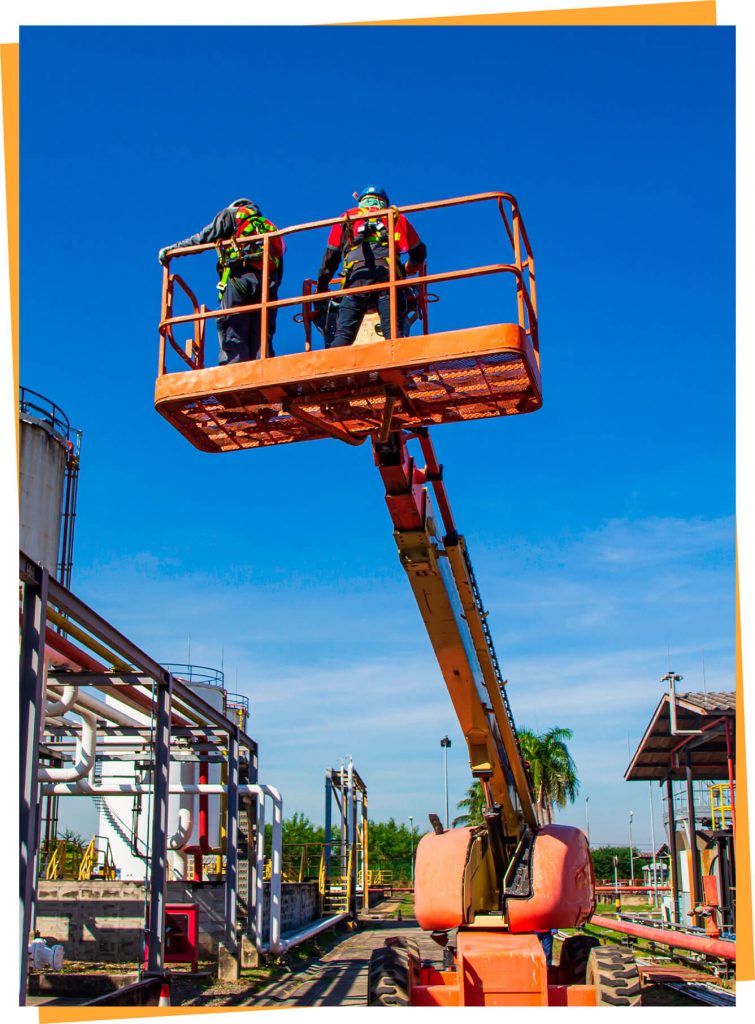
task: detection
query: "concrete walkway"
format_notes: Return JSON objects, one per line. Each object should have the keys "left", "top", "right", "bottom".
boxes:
{"left": 253, "top": 919, "right": 439, "bottom": 1008}
{"left": 172, "top": 898, "right": 441, "bottom": 1009}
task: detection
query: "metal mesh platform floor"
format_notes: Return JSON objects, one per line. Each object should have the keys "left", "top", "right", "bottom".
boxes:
{"left": 155, "top": 324, "right": 541, "bottom": 453}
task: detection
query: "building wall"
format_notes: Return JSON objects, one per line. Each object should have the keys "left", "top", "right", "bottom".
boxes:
{"left": 36, "top": 879, "right": 320, "bottom": 962}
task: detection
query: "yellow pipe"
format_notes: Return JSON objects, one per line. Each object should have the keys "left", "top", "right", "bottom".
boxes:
{"left": 46, "top": 608, "right": 130, "bottom": 670}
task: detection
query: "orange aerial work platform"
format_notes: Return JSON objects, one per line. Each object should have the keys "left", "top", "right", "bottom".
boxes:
{"left": 154, "top": 192, "right": 541, "bottom": 452}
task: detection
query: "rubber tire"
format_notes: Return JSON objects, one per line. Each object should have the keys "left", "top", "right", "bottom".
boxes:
{"left": 559, "top": 934, "right": 600, "bottom": 983}
{"left": 586, "top": 945, "right": 642, "bottom": 1006}
{"left": 367, "top": 943, "right": 410, "bottom": 1006}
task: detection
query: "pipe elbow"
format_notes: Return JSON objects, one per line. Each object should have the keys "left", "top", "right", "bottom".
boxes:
{"left": 46, "top": 684, "right": 79, "bottom": 718}
{"left": 168, "top": 762, "right": 196, "bottom": 850}
{"left": 38, "top": 710, "right": 97, "bottom": 783}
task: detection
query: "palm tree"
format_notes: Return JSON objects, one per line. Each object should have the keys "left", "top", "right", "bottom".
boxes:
{"left": 452, "top": 780, "right": 485, "bottom": 826}
{"left": 517, "top": 726, "right": 579, "bottom": 824}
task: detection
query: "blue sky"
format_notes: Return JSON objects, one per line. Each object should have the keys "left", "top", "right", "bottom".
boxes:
{"left": 19, "top": 24, "right": 735, "bottom": 847}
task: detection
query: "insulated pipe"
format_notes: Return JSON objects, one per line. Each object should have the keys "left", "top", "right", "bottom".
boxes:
{"left": 590, "top": 915, "right": 736, "bottom": 960}
{"left": 38, "top": 710, "right": 97, "bottom": 782}
{"left": 43, "top": 627, "right": 193, "bottom": 728}
{"left": 268, "top": 785, "right": 284, "bottom": 952}
{"left": 168, "top": 762, "right": 196, "bottom": 850}
{"left": 46, "top": 678, "right": 144, "bottom": 729}
{"left": 45, "top": 685, "right": 79, "bottom": 719}
{"left": 254, "top": 789, "right": 266, "bottom": 950}
{"left": 173, "top": 850, "right": 188, "bottom": 880}
{"left": 69, "top": 689, "right": 147, "bottom": 729}
{"left": 271, "top": 912, "right": 350, "bottom": 954}
{"left": 42, "top": 782, "right": 268, "bottom": 796}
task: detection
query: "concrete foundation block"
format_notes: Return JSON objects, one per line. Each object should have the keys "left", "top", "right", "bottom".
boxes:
{"left": 217, "top": 942, "right": 240, "bottom": 982}
{"left": 240, "top": 934, "right": 259, "bottom": 969}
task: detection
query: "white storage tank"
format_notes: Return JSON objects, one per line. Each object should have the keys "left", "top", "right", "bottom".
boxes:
{"left": 18, "top": 388, "right": 74, "bottom": 573}
{"left": 96, "top": 665, "right": 230, "bottom": 881}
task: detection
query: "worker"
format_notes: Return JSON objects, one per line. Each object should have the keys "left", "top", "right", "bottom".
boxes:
{"left": 158, "top": 199, "right": 285, "bottom": 364}
{"left": 536, "top": 930, "right": 555, "bottom": 966}
{"left": 315, "top": 186, "right": 426, "bottom": 348}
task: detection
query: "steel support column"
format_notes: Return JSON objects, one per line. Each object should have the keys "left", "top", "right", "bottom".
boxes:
{"left": 685, "top": 751, "right": 702, "bottom": 925}
{"left": 225, "top": 726, "right": 240, "bottom": 954}
{"left": 665, "top": 775, "right": 681, "bottom": 924}
{"left": 146, "top": 673, "right": 172, "bottom": 974}
{"left": 362, "top": 790, "right": 369, "bottom": 913}
{"left": 324, "top": 772, "right": 332, "bottom": 888}
{"left": 19, "top": 559, "right": 49, "bottom": 1006}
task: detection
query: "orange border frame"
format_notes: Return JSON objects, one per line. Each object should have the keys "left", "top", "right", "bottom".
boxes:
{"left": 4, "top": 3, "right": 748, "bottom": 1019}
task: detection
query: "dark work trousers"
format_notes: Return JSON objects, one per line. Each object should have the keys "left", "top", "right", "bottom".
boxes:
{"left": 216, "top": 269, "right": 279, "bottom": 364}
{"left": 330, "top": 271, "right": 407, "bottom": 348}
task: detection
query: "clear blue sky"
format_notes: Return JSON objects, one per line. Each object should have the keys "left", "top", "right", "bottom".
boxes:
{"left": 20, "top": 25, "right": 734, "bottom": 847}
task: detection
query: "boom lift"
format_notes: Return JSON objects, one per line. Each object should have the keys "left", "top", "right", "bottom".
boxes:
{"left": 155, "top": 193, "right": 641, "bottom": 1006}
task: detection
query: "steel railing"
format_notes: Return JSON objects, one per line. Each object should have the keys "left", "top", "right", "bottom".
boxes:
{"left": 157, "top": 192, "right": 538, "bottom": 375}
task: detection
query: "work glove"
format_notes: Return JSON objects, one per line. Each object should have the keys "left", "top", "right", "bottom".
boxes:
{"left": 405, "top": 262, "right": 421, "bottom": 276}
{"left": 158, "top": 246, "right": 172, "bottom": 266}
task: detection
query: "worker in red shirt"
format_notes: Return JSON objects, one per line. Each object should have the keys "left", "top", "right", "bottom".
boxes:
{"left": 315, "top": 186, "right": 426, "bottom": 348}
{"left": 159, "top": 199, "right": 285, "bottom": 364}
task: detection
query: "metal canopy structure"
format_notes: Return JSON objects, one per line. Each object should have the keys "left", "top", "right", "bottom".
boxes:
{"left": 154, "top": 192, "right": 541, "bottom": 452}
{"left": 624, "top": 691, "right": 736, "bottom": 782}
{"left": 624, "top": 686, "right": 736, "bottom": 930}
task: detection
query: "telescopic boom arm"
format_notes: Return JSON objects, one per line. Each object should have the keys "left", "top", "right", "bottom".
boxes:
{"left": 372, "top": 429, "right": 537, "bottom": 841}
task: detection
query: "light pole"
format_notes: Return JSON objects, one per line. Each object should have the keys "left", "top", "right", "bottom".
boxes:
{"left": 409, "top": 816, "right": 415, "bottom": 885}
{"left": 628, "top": 810, "right": 635, "bottom": 887}
{"left": 441, "top": 736, "right": 452, "bottom": 829}
{"left": 585, "top": 796, "right": 590, "bottom": 843}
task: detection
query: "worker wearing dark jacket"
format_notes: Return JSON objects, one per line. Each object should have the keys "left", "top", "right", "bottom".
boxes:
{"left": 316, "top": 186, "right": 426, "bottom": 348}
{"left": 159, "top": 199, "right": 285, "bottom": 364}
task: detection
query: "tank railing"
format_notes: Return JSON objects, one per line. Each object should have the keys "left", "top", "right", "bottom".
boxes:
{"left": 18, "top": 386, "right": 77, "bottom": 447}
{"left": 158, "top": 192, "right": 538, "bottom": 374}
{"left": 161, "top": 663, "right": 224, "bottom": 688}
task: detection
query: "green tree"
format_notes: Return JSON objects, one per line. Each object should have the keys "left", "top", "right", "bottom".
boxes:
{"left": 517, "top": 726, "right": 579, "bottom": 824}
{"left": 452, "top": 780, "right": 485, "bottom": 827}
{"left": 590, "top": 846, "right": 633, "bottom": 881}
{"left": 62, "top": 827, "right": 84, "bottom": 851}
{"left": 368, "top": 818, "right": 419, "bottom": 884}
{"left": 281, "top": 811, "right": 324, "bottom": 846}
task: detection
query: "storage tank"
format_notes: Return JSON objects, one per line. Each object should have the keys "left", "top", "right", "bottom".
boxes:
{"left": 18, "top": 387, "right": 79, "bottom": 576}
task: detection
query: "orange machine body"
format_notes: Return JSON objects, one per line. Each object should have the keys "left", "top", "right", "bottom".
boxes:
{"left": 507, "top": 824, "right": 596, "bottom": 932}
{"left": 415, "top": 823, "right": 595, "bottom": 933}
{"left": 409, "top": 932, "right": 597, "bottom": 1007}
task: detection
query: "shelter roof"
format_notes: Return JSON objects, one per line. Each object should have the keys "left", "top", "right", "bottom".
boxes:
{"left": 624, "top": 691, "right": 735, "bottom": 782}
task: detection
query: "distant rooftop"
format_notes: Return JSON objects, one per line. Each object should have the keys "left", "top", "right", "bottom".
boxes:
{"left": 679, "top": 692, "right": 736, "bottom": 713}
{"left": 625, "top": 690, "right": 735, "bottom": 782}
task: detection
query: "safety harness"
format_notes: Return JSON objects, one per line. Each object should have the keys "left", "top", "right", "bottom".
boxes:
{"left": 217, "top": 206, "right": 281, "bottom": 297}
{"left": 341, "top": 206, "right": 404, "bottom": 281}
